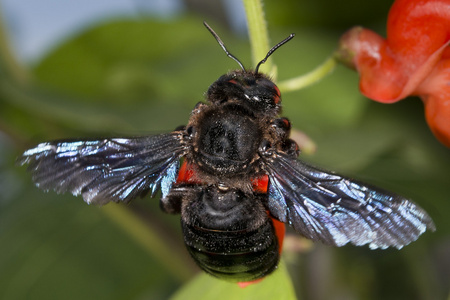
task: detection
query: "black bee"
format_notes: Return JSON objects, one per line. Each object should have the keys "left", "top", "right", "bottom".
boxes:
{"left": 18, "top": 22, "right": 435, "bottom": 284}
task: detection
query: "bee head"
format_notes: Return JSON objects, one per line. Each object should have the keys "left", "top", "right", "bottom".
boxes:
{"left": 203, "top": 21, "right": 294, "bottom": 116}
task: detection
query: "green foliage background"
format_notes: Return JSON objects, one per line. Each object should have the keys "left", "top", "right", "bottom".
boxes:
{"left": 0, "top": 1, "right": 448, "bottom": 299}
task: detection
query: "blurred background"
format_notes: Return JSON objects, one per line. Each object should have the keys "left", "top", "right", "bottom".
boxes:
{"left": 0, "top": 0, "right": 448, "bottom": 299}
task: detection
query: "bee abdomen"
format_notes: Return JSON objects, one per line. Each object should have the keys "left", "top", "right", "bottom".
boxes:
{"left": 180, "top": 186, "right": 279, "bottom": 282}
{"left": 182, "top": 218, "right": 279, "bottom": 282}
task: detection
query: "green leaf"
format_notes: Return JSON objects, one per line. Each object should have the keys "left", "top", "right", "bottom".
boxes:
{"left": 171, "top": 259, "right": 297, "bottom": 300}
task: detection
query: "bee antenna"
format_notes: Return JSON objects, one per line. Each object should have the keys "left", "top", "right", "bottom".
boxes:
{"left": 255, "top": 33, "right": 295, "bottom": 74}
{"left": 204, "top": 21, "right": 246, "bottom": 72}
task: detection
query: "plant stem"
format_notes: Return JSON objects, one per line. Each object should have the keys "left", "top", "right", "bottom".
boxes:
{"left": 243, "top": 0, "right": 272, "bottom": 75}
{"left": 277, "top": 56, "right": 336, "bottom": 92}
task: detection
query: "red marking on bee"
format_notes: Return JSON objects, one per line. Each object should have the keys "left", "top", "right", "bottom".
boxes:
{"left": 272, "top": 215, "right": 286, "bottom": 254}
{"left": 273, "top": 85, "right": 281, "bottom": 104}
{"left": 251, "top": 174, "right": 269, "bottom": 193}
{"left": 281, "top": 117, "right": 290, "bottom": 129}
{"left": 176, "top": 161, "right": 202, "bottom": 184}
{"left": 237, "top": 278, "right": 263, "bottom": 288}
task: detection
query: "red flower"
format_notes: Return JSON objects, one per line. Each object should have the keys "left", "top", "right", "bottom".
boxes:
{"left": 336, "top": 0, "right": 450, "bottom": 147}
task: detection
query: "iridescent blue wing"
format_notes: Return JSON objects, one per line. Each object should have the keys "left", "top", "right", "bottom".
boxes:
{"left": 18, "top": 132, "right": 185, "bottom": 205}
{"left": 263, "top": 153, "right": 435, "bottom": 249}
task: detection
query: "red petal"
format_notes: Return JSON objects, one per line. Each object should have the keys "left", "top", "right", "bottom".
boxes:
{"left": 337, "top": 0, "right": 450, "bottom": 102}
{"left": 418, "top": 59, "right": 450, "bottom": 147}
